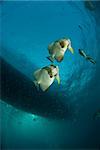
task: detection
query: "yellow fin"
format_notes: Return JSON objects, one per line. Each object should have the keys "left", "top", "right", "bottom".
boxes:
{"left": 69, "top": 47, "right": 74, "bottom": 54}
{"left": 55, "top": 75, "right": 60, "bottom": 84}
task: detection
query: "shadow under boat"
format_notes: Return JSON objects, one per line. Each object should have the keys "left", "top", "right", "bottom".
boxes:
{"left": 0, "top": 57, "right": 69, "bottom": 119}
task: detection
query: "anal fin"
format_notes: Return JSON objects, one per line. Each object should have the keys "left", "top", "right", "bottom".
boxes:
{"left": 47, "top": 56, "right": 54, "bottom": 62}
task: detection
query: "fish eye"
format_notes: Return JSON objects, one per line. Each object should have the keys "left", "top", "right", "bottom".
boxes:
{"left": 59, "top": 41, "right": 65, "bottom": 48}
{"left": 54, "top": 66, "right": 56, "bottom": 68}
{"left": 54, "top": 74, "right": 57, "bottom": 77}
{"left": 50, "top": 64, "right": 56, "bottom": 68}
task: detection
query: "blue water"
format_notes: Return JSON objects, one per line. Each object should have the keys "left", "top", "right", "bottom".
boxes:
{"left": 1, "top": 1, "right": 100, "bottom": 149}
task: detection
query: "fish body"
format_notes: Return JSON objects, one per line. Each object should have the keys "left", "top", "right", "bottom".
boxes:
{"left": 47, "top": 38, "right": 74, "bottom": 62}
{"left": 33, "top": 65, "right": 60, "bottom": 91}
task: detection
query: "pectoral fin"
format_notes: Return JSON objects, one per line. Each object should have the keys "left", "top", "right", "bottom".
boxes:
{"left": 68, "top": 45, "right": 74, "bottom": 54}
{"left": 55, "top": 75, "right": 60, "bottom": 84}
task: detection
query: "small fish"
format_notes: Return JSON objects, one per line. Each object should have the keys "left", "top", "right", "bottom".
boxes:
{"left": 79, "top": 49, "right": 96, "bottom": 64}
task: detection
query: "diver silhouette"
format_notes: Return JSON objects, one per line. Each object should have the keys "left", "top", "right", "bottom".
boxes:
{"left": 79, "top": 49, "right": 96, "bottom": 64}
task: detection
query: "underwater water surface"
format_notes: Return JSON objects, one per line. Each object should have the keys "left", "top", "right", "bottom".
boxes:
{"left": 0, "top": 0, "right": 100, "bottom": 149}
